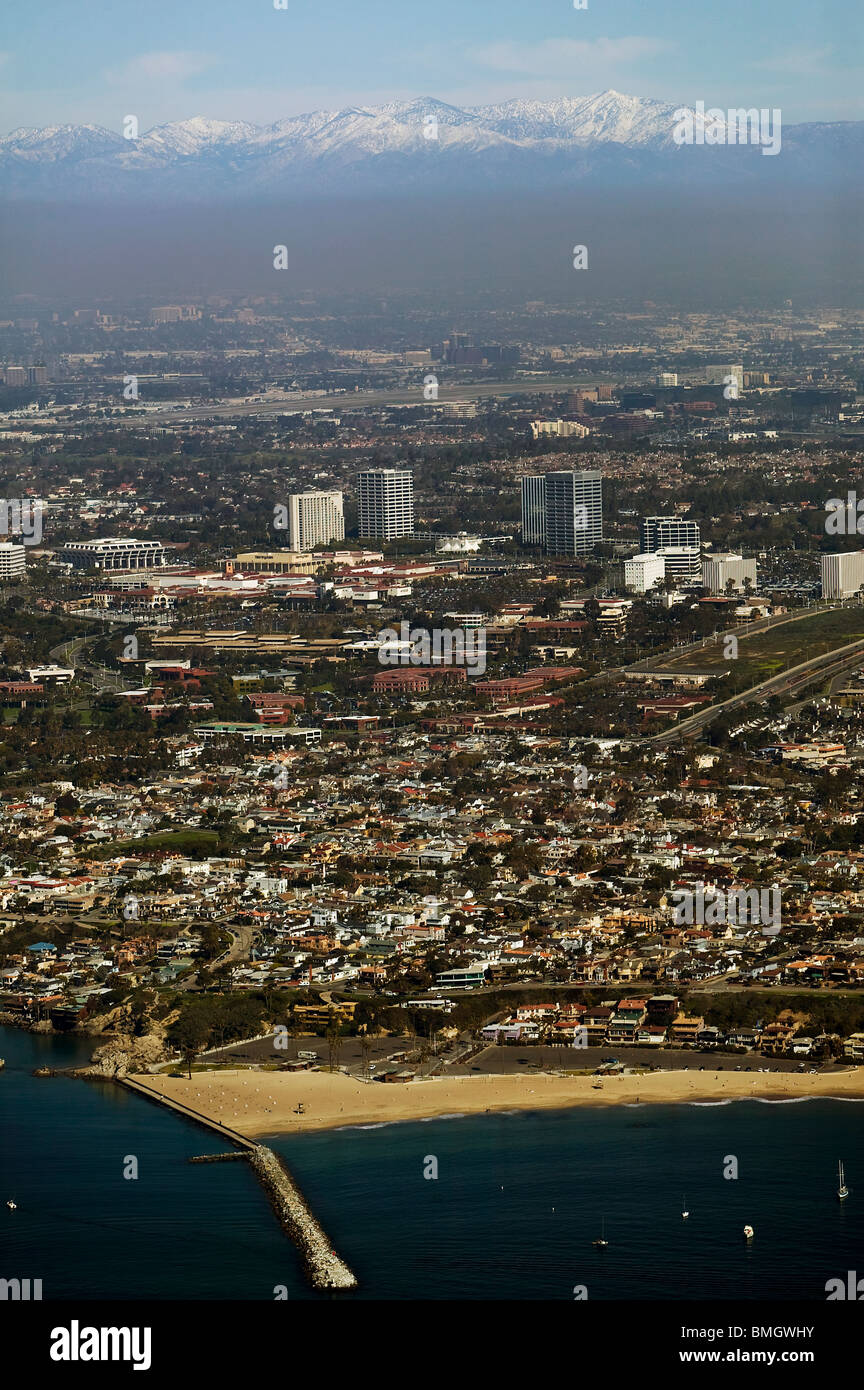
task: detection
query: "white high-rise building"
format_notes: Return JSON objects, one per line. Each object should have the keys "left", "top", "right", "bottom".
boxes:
{"left": 286, "top": 491, "right": 344, "bottom": 552}
{"left": 624, "top": 553, "right": 665, "bottom": 594}
{"left": 656, "top": 372, "right": 678, "bottom": 387}
{"left": 821, "top": 552, "right": 864, "bottom": 600}
{"left": 521, "top": 475, "right": 547, "bottom": 546}
{"left": 544, "top": 470, "right": 603, "bottom": 557}
{"left": 357, "top": 469, "right": 415, "bottom": 540}
{"left": 0, "top": 543, "right": 26, "bottom": 580}
{"left": 702, "top": 553, "right": 757, "bottom": 594}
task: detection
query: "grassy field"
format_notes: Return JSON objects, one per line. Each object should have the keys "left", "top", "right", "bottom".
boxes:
{"left": 89, "top": 829, "right": 221, "bottom": 859}
{"left": 655, "top": 608, "right": 864, "bottom": 689}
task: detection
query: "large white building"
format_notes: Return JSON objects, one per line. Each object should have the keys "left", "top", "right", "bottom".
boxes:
{"left": 0, "top": 542, "right": 27, "bottom": 580}
{"left": 286, "top": 491, "right": 344, "bottom": 552}
{"left": 702, "top": 553, "right": 757, "bottom": 594}
{"left": 61, "top": 539, "right": 168, "bottom": 571}
{"left": 530, "top": 419, "right": 590, "bottom": 440}
{"left": 821, "top": 551, "right": 864, "bottom": 599}
{"left": 357, "top": 469, "right": 415, "bottom": 540}
{"left": 624, "top": 552, "right": 665, "bottom": 594}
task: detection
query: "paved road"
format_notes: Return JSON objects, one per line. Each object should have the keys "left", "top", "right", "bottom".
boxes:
{"left": 650, "top": 633, "right": 864, "bottom": 746}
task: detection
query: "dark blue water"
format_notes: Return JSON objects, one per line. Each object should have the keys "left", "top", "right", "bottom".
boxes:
{"left": 3, "top": 1027, "right": 862, "bottom": 1300}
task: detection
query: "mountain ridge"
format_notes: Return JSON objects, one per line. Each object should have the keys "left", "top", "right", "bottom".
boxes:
{"left": 1, "top": 91, "right": 858, "bottom": 199}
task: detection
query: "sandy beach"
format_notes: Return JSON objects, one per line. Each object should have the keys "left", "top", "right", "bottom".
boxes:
{"left": 136, "top": 1065, "right": 864, "bottom": 1137}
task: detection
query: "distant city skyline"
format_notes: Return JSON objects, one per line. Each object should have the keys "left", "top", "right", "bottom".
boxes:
{"left": 2, "top": 0, "right": 862, "bottom": 134}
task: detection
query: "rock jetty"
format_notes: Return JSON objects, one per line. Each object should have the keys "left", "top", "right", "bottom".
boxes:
{"left": 249, "top": 1145, "right": 358, "bottom": 1291}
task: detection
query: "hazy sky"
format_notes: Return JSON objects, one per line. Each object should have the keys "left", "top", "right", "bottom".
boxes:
{"left": 2, "top": 0, "right": 862, "bottom": 134}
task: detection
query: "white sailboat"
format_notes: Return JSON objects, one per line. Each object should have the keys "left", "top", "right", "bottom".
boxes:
{"left": 743, "top": 1224, "right": 754, "bottom": 1240}
{"left": 838, "top": 1160, "right": 849, "bottom": 1200}
{"left": 592, "top": 1216, "right": 608, "bottom": 1248}
{"left": 6, "top": 1200, "right": 16, "bottom": 1210}
{"left": 682, "top": 1194, "right": 689, "bottom": 1219}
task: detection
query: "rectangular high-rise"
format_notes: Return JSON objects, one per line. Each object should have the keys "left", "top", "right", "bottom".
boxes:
{"left": 640, "top": 516, "right": 701, "bottom": 553}
{"left": 357, "top": 469, "right": 415, "bottom": 540}
{"left": 544, "top": 470, "right": 603, "bottom": 557}
{"left": 521, "top": 475, "right": 547, "bottom": 546}
{"left": 625, "top": 552, "right": 665, "bottom": 594}
{"left": 821, "top": 552, "right": 864, "bottom": 600}
{"left": 287, "top": 491, "right": 344, "bottom": 552}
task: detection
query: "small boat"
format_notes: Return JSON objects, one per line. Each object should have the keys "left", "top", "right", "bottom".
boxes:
{"left": 6, "top": 1200, "right": 16, "bottom": 1210}
{"left": 838, "top": 1160, "right": 849, "bottom": 1200}
{"left": 743, "top": 1224, "right": 754, "bottom": 1240}
{"left": 592, "top": 1217, "right": 608, "bottom": 1248}
{"left": 682, "top": 1193, "right": 689, "bottom": 1219}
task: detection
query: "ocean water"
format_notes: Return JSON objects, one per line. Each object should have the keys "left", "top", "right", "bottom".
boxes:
{"left": 2, "top": 1027, "right": 861, "bottom": 1301}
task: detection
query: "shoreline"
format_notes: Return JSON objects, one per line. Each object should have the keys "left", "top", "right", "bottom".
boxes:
{"left": 134, "top": 1065, "right": 864, "bottom": 1138}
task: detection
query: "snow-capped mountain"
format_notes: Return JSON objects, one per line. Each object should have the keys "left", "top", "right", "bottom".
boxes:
{"left": 0, "top": 91, "right": 858, "bottom": 200}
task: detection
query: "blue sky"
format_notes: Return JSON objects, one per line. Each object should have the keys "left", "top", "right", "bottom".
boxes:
{"left": 2, "top": 0, "right": 862, "bottom": 133}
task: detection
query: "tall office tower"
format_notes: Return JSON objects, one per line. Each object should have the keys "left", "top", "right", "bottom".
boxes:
{"left": 821, "top": 552, "right": 864, "bottom": 599}
{"left": 287, "top": 491, "right": 345, "bottom": 552}
{"left": 544, "top": 470, "right": 603, "bottom": 557}
{"left": 357, "top": 468, "right": 415, "bottom": 540}
{"left": 640, "top": 516, "right": 701, "bottom": 553}
{"left": 521, "top": 475, "right": 547, "bottom": 546}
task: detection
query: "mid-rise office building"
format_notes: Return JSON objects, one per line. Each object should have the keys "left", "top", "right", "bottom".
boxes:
{"left": 656, "top": 546, "right": 703, "bottom": 586}
{"left": 61, "top": 538, "right": 168, "bottom": 571}
{"left": 0, "top": 543, "right": 26, "bottom": 580}
{"left": 702, "top": 553, "right": 757, "bottom": 594}
{"left": 821, "top": 551, "right": 864, "bottom": 600}
{"left": 704, "top": 363, "right": 744, "bottom": 387}
{"left": 530, "top": 419, "right": 590, "bottom": 440}
{"left": 640, "top": 516, "right": 701, "bottom": 553}
{"left": 624, "top": 552, "right": 665, "bottom": 594}
{"left": 544, "top": 470, "right": 603, "bottom": 557}
{"left": 357, "top": 469, "right": 415, "bottom": 540}
{"left": 521, "top": 475, "right": 547, "bottom": 546}
{"left": 656, "top": 372, "right": 678, "bottom": 387}
{"left": 286, "top": 491, "right": 344, "bottom": 552}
